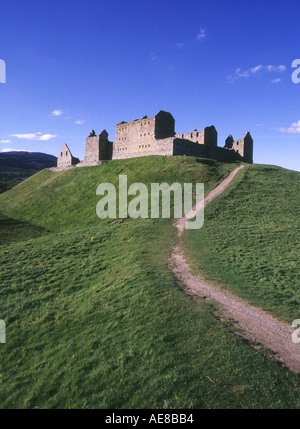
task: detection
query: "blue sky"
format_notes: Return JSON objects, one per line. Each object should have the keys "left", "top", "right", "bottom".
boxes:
{"left": 0, "top": 0, "right": 299, "bottom": 171}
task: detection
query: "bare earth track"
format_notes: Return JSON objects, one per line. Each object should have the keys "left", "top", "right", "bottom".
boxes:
{"left": 171, "top": 165, "right": 300, "bottom": 373}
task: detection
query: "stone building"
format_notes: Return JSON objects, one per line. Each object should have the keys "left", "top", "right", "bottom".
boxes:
{"left": 57, "top": 143, "right": 79, "bottom": 169}
{"left": 225, "top": 132, "right": 253, "bottom": 164}
{"left": 56, "top": 110, "right": 254, "bottom": 168}
{"left": 76, "top": 129, "right": 113, "bottom": 167}
{"left": 113, "top": 111, "right": 175, "bottom": 159}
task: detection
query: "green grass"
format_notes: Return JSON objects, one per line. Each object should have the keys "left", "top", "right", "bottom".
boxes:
{"left": 0, "top": 156, "right": 236, "bottom": 231}
{"left": 0, "top": 180, "right": 22, "bottom": 195}
{"left": 1, "top": 219, "right": 300, "bottom": 409}
{"left": 0, "top": 157, "right": 299, "bottom": 408}
{"left": 0, "top": 212, "right": 48, "bottom": 245}
{"left": 184, "top": 164, "right": 300, "bottom": 323}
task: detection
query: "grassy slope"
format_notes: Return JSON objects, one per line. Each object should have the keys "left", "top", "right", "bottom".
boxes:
{"left": 0, "top": 157, "right": 299, "bottom": 409}
{"left": 0, "top": 156, "right": 234, "bottom": 231}
{"left": 0, "top": 180, "right": 22, "bottom": 195}
{"left": 184, "top": 164, "right": 300, "bottom": 323}
{"left": 0, "top": 212, "right": 48, "bottom": 245}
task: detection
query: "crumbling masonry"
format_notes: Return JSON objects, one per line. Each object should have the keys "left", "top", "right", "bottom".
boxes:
{"left": 56, "top": 110, "right": 253, "bottom": 169}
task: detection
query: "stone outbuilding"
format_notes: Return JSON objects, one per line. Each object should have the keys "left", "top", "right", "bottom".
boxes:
{"left": 57, "top": 143, "right": 80, "bottom": 169}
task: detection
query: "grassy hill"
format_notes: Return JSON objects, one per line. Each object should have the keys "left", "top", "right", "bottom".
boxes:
{"left": 184, "top": 164, "right": 300, "bottom": 323}
{"left": 0, "top": 156, "right": 299, "bottom": 409}
{"left": 0, "top": 156, "right": 233, "bottom": 231}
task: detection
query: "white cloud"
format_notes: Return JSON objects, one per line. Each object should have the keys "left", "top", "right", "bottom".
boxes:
{"left": 176, "top": 43, "right": 185, "bottom": 49}
{"left": 250, "top": 65, "right": 264, "bottom": 74}
{"left": 234, "top": 68, "right": 250, "bottom": 78}
{"left": 0, "top": 139, "right": 11, "bottom": 143}
{"left": 75, "top": 119, "right": 85, "bottom": 125}
{"left": 250, "top": 65, "right": 286, "bottom": 74}
{"left": 271, "top": 78, "right": 282, "bottom": 84}
{"left": 10, "top": 132, "right": 57, "bottom": 141}
{"left": 275, "top": 120, "right": 300, "bottom": 134}
{"left": 265, "top": 65, "right": 286, "bottom": 72}
{"left": 2, "top": 148, "right": 31, "bottom": 153}
{"left": 196, "top": 28, "right": 206, "bottom": 41}
{"left": 52, "top": 109, "right": 63, "bottom": 117}
{"left": 227, "top": 64, "right": 286, "bottom": 83}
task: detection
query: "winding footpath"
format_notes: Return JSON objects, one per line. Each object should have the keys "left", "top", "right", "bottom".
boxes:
{"left": 171, "top": 165, "right": 300, "bottom": 373}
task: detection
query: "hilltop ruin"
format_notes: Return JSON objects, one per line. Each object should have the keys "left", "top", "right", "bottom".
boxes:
{"left": 56, "top": 110, "right": 253, "bottom": 169}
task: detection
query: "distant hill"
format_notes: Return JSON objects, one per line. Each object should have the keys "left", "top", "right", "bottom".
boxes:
{"left": 0, "top": 151, "right": 57, "bottom": 193}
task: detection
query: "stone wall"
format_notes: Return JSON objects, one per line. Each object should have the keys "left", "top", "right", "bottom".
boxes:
{"left": 112, "top": 139, "right": 174, "bottom": 159}
{"left": 154, "top": 111, "right": 175, "bottom": 139}
{"left": 239, "top": 132, "right": 253, "bottom": 163}
{"left": 84, "top": 130, "right": 113, "bottom": 163}
{"left": 114, "top": 117, "right": 156, "bottom": 158}
{"left": 176, "top": 129, "right": 205, "bottom": 144}
{"left": 175, "top": 126, "right": 217, "bottom": 147}
{"left": 227, "top": 132, "right": 253, "bottom": 163}
{"left": 85, "top": 136, "right": 101, "bottom": 163}
{"left": 203, "top": 126, "right": 218, "bottom": 147}
{"left": 113, "top": 111, "right": 175, "bottom": 159}
{"left": 57, "top": 143, "right": 79, "bottom": 168}
{"left": 173, "top": 138, "right": 244, "bottom": 162}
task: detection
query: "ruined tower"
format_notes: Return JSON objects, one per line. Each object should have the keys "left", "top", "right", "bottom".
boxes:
{"left": 225, "top": 132, "right": 253, "bottom": 163}
{"left": 83, "top": 129, "right": 113, "bottom": 165}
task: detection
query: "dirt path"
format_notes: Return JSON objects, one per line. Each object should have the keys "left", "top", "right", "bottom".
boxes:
{"left": 171, "top": 165, "right": 300, "bottom": 373}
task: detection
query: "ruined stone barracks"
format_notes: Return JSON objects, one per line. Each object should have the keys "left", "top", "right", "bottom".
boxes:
{"left": 57, "top": 110, "right": 253, "bottom": 169}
